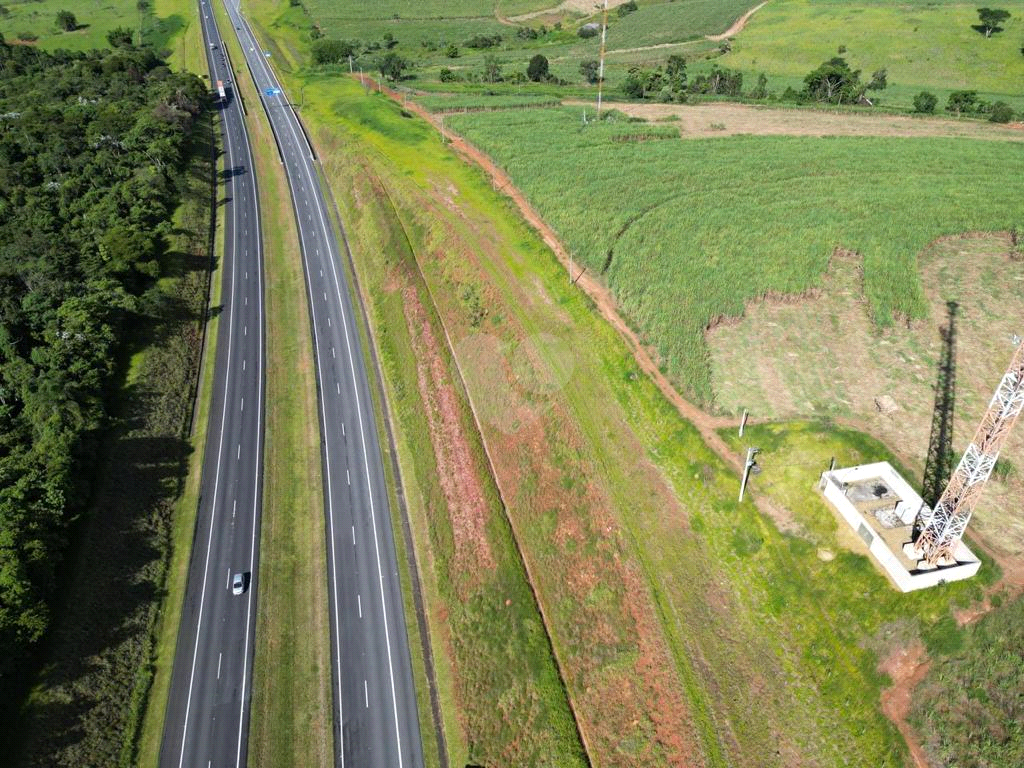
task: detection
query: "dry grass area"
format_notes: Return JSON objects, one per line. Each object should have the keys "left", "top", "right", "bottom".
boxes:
{"left": 417, "top": 187, "right": 704, "bottom": 767}
{"left": 506, "top": 0, "right": 633, "bottom": 22}
{"left": 608, "top": 101, "right": 1024, "bottom": 141}
{"left": 708, "top": 236, "right": 1024, "bottom": 561}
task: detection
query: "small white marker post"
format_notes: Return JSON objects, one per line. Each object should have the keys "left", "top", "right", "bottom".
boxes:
{"left": 739, "top": 408, "right": 748, "bottom": 437}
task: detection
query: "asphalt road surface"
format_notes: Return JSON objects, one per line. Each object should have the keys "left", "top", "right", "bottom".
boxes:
{"left": 223, "top": 2, "right": 425, "bottom": 766}
{"left": 158, "top": 3, "right": 265, "bottom": 767}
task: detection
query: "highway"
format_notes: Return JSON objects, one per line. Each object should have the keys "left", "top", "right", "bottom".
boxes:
{"left": 221, "top": 2, "right": 425, "bottom": 766}
{"left": 158, "top": 3, "right": 265, "bottom": 767}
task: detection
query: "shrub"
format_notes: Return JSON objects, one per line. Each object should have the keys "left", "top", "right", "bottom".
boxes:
{"left": 946, "top": 90, "right": 979, "bottom": 116}
{"left": 617, "top": 0, "right": 638, "bottom": 17}
{"left": 107, "top": 26, "right": 134, "bottom": 48}
{"left": 311, "top": 39, "right": 356, "bottom": 65}
{"left": 989, "top": 100, "right": 1014, "bottom": 122}
{"left": 56, "top": 9, "right": 77, "bottom": 31}
{"left": 444, "top": 43, "right": 458, "bottom": 58}
{"left": 580, "top": 59, "right": 600, "bottom": 84}
{"left": 439, "top": 67, "right": 457, "bottom": 82}
{"left": 578, "top": 23, "right": 600, "bottom": 38}
{"left": 913, "top": 91, "right": 937, "bottom": 114}
{"left": 464, "top": 34, "right": 502, "bottom": 49}
{"left": 527, "top": 54, "right": 549, "bottom": 82}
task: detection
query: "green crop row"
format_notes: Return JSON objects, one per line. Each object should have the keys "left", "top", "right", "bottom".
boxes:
{"left": 447, "top": 106, "right": 1024, "bottom": 405}
{"left": 416, "top": 93, "right": 562, "bottom": 112}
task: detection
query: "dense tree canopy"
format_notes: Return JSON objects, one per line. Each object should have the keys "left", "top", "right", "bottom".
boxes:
{"left": 0, "top": 39, "right": 207, "bottom": 682}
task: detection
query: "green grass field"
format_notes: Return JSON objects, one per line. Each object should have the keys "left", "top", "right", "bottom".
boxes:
{"left": 446, "top": 106, "right": 1024, "bottom": 404}
{"left": 294, "top": 0, "right": 751, "bottom": 91}
{"left": 0, "top": 0, "right": 186, "bottom": 53}
{"left": 714, "top": 0, "right": 1024, "bottom": 107}
{"left": 417, "top": 92, "right": 561, "bottom": 111}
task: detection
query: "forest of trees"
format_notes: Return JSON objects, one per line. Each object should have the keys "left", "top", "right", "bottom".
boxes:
{"left": 0, "top": 36, "right": 207, "bottom": 682}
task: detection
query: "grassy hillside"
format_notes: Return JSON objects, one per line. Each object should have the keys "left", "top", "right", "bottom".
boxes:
{"left": 292, "top": 0, "right": 751, "bottom": 91}
{"left": 447, "top": 106, "right": 1024, "bottom": 404}
{"left": 0, "top": 0, "right": 186, "bottom": 54}
{"left": 912, "top": 593, "right": 1024, "bottom": 767}
{"left": 713, "top": 0, "right": 1024, "bottom": 108}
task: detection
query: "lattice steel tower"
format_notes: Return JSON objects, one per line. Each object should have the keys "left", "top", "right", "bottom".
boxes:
{"left": 912, "top": 339, "right": 1024, "bottom": 565}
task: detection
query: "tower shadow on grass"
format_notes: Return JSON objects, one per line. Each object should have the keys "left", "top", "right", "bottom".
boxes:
{"left": 921, "top": 300, "right": 959, "bottom": 508}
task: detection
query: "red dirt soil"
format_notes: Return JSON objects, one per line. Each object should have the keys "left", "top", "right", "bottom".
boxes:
{"left": 403, "top": 285, "right": 495, "bottom": 587}
{"left": 879, "top": 642, "right": 932, "bottom": 768}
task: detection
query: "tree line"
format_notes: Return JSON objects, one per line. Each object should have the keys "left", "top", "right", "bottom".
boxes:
{"left": 0, "top": 36, "right": 208, "bottom": 683}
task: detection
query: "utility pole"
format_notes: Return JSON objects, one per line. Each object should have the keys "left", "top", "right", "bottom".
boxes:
{"left": 739, "top": 447, "right": 760, "bottom": 502}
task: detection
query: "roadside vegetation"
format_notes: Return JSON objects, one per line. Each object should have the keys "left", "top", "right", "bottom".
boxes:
{"left": 0, "top": 36, "right": 213, "bottom": 766}
{"left": 447, "top": 106, "right": 1024, "bottom": 405}
{"left": 307, "top": 80, "right": 588, "bottom": 768}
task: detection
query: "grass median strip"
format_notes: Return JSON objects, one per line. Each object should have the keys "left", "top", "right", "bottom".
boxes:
{"left": 213, "top": 5, "right": 333, "bottom": 766}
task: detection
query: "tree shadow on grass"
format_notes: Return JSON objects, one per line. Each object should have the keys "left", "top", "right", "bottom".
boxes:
{"left": 971, "top": 24, "right": 1006, "bottom": 37}
{"left": 15, "top": 405, "right": 194, "bottom": 766}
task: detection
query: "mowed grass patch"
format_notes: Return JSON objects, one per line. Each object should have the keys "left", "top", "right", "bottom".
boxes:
{"left": 718, "top": 0, "right": 1024, "bottom": 101}
{"left": 447, "top": 106, "right": 1024, "bottom": 404}
{"left": 309, "top": 79, "right": 587, "bottom": 768}
{"left": 213, "top": 4, "right": 333, "bottom": 766}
